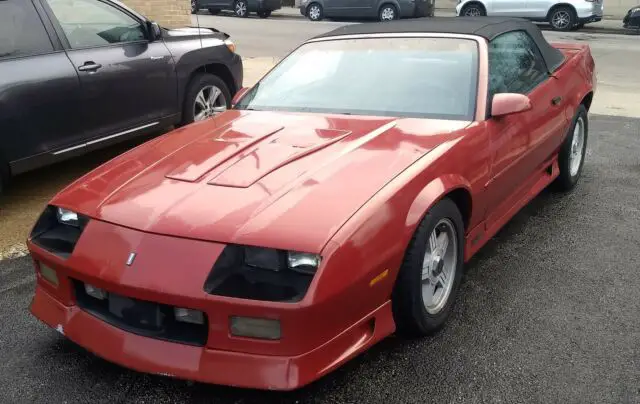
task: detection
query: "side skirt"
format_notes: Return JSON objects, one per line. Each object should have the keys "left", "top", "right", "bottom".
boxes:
{"left": 463, "top": 155, "right": 560, "bottom": 262}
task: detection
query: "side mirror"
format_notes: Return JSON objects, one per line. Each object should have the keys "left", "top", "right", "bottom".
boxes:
{"left": 491, "top": 93, "right": 532, "bottom": 118}
{"left": 231, "top": 87, "right": 250, "bottom": 106}
{"left": 147, "top": 21, "right": 162, "bottom": 41}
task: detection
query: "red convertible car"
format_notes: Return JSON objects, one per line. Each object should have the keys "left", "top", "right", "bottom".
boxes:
{"left": 27, "top": 18, "right": 595, "bottom": 390}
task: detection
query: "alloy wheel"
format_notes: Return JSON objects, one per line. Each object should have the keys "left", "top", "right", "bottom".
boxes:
{"left": 193, "top": 85, "right": 227, "bottom": 121}
{"left": 421, "top": 218, "right": 458, "bottom": 315}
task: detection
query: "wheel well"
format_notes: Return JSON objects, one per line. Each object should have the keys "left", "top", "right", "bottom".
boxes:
{"left": 445, "top": 188, "right": 472, "bottom": 230}
{"left": 379, "top": 2, "right": 398, "bottom": 12}
{"left": 194, "top": 63, "right": 237, "bottom": 95}
{"left": 461, "top": 1, "right": 486, "bottom": 13}
{"left": 547, "top": 3, "right": 577, "bottom": 19}
{"left": 581, "top": 91, "right": 593, "bottom": 111}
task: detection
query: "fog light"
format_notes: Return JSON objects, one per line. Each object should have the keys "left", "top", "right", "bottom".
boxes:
{"left": 39, "top": 263, "right": 59, "bottom": 286}
{"left": 84, "top": 283, "right": 107, "bottom": 300}
{"left": 174, "top": 307, "right": 205, "bottom": 325}
{"left": 230, "top": 316, "right": 281, "bottom": 340}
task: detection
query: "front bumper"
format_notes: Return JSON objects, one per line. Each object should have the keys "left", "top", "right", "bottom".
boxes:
{"left": 26, "top": 218, "right": 395, "bottom": 390}
{"left": 30, "top": 285, "right": 393, "bottom": 390}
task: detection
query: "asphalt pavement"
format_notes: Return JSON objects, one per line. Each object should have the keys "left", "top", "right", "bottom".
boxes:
{"left": 1, "top": 114, "right": 639, "bottom": 403}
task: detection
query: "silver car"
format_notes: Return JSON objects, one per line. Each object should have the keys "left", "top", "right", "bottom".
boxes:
{"left": 455, "top": 0, "right": 604, "bottom": 31}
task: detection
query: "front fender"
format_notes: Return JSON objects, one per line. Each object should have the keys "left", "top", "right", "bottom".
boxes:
{"left": 405, "top": 174, "right": 472, "bottom": 230}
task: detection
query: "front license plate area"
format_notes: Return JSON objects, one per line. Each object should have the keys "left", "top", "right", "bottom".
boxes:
{"left": 108, "top": 293, "right": 164, "bottom": 331}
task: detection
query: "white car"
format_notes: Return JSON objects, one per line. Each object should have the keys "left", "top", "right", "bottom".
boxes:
{"left": 455, "top": 0, "right": 604, "bottom": 31}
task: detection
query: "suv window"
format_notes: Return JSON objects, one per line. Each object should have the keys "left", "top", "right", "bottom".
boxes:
{"left": 488, "top": 31, "right": 548, "bottom": 96}
{"left": 0, "top": 0, "right": 54, "bottom": 59}
{"left": 45, "top": 0, "right": 146, "bottom": 49}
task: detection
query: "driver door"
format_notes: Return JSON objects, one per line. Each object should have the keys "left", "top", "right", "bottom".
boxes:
{"left": 42, "top": 0, "right": 176, "bottom": 142}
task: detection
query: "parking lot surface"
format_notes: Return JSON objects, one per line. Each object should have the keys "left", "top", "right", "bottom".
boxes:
{"left": 2, "top": 114, "right": 638, "bottom": 403}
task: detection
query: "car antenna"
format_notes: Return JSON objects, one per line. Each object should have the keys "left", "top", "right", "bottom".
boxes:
{"left": 195, "top": 9, "right": 204, "bottom": 50}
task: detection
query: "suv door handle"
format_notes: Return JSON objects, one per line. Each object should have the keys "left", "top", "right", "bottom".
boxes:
{"left": 78, "top": 62, "right": 102, "bottom": 72}
{"left": 551, "top": 96, "right": 562, "bottom": 106}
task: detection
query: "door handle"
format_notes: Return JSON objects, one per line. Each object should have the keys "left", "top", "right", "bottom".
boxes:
{"left": 551, "top": 96, "right": 562, "bottom": 106}
{"left": 78, "top": 62, "right": 102, "bottom": 72}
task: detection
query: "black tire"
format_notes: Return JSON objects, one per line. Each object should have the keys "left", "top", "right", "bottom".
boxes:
{"left": 553, "top": 104, "right": 588, "bottom": 192}
{"left": 306, "top": 2, "right": 323, "bottom": 21}
{"left": 572, "top": 23, "right": 585, "bottom": 30}
{"left": 549, "top": 6, "right": 577, "bottom": 31}
{"left": 234, "top": 0, "right": 249, "bottom": 17}
{"left": 257, "top": 9, "right": 271, "bottom": 18}
{"left": 208, "top": 8, "right": 220, "bottom": 14}
{"left": 180, "top": 73, "right": 231, "bottom": 126}
{"left": 391, "top": 198, "right": 465, "bottom": 337}
{"left": 460, "top": 2, "right": 486, "bottom": 16}
{"left": 191, "top": 0, "right": 198, "bottom": 14}
{"left": 378, "top": 3, "right": 398, "bottom": 21}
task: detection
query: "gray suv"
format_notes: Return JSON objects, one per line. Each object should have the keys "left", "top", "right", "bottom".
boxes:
{"left": 300, "top": 0, "right": 434, "bottom": 21}
{"left": 0, "top": 0, "right": 243, "bottom": 193}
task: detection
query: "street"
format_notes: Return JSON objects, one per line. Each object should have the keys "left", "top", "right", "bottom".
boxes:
{"left": 1, "top": 15, "right": 640, "bottom": 404}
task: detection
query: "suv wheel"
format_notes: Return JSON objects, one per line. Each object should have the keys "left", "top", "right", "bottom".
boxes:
{"left": 234, "top": 0, "right": 249, "bottom": 17}
{"left": 307, "top": 3, "right": 323, "bottom": 21}
{"left": 461, "top": 3, "right": 486, "bottom": 16}
{"left": 549, "top": 6, "right": 576, "bottom": 31}
{"left": 379, "top": 4, "right": 398, "bottom": 21}
{"left": 181, "top": 73, "right": 231, "bottom": 125}
{"left": 191, "top": 0, "right": 198, "bottom": 14}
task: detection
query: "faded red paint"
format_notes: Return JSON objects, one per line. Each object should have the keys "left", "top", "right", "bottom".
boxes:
{"left": 28, "top": 38, "right": 596, "bottom": 391}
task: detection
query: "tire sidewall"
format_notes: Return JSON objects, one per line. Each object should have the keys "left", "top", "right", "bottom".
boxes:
{"left": 394, "top": 198, "right": 465, "bottom": 334}
{"left": 181, "top": 74, "right": 231, "bottom": 126}
{"left": 558, "top": 105, "right": 589, "bottom": 189}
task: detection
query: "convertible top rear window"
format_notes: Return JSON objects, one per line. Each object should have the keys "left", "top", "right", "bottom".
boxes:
{"left": 235, "top": 37, "right": 479, "bottom": 121}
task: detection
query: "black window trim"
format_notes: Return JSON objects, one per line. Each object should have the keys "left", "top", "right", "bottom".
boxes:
{"left": 37, "top": 0, "right": 152, "bottom": 52}
{"left": 485, "top": 29, "right": 552, "bottom": 118}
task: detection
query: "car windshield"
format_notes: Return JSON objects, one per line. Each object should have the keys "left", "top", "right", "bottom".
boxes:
{"left": 235, "top": 36, "right": 479, "bottom": 121}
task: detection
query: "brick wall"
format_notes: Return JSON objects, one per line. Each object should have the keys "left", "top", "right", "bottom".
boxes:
{"left": 121, "top": 0, "right": 191, "bottom": 28}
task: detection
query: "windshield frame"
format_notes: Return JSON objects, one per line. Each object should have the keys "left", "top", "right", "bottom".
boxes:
{"left": 234, "top": 32, "right": 488, "bottom": 122}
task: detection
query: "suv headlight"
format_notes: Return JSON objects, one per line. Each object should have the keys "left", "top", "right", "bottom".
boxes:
{"left": 204, "top": 245, "right": 322, "bottom": 302}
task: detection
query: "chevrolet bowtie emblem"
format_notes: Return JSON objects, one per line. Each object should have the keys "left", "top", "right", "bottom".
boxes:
{"left": 126, "top": 252, "right": 137, "bottom": 266}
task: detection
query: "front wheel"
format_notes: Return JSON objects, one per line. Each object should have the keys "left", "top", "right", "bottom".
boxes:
{"left": 379, "top": 4, "right": 398, "bottom": 21}
{"left": 549, "top": 6, "right": 577, "bottom": 31}
{"left": 191, "top": 0, "right": 198, "bottom": 13}
{"left": 553, "top": 105, "right": 588, "bottom": 191}
{"left": 181, "top": 73, "right": 231, "bottom": 125}
{"left": 392, "top": 198, "right": 465, "bottom": 337}
{"left": 257, "top": 9, "right": 271, "bottom": 18}
{"left": 307, "top": 2, "right": 323, "bottom": 21}
{"left": 234, "top": 0, "right": 249, "bottom": 17}
{"left": 460, "top": 3, "right": 486, "bottom": 16}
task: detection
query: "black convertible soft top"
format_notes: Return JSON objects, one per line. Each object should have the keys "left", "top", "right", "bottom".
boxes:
{"left": 313, "top": 17, "right": 565, "bottom": 73}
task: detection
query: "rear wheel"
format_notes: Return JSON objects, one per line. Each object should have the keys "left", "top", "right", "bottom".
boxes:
{"left": 307, "top": 2, "right": 323, "bottom": 21}
{"left": 234, "top": 0, "right": 248, "bottom": 17}
{"left": 257, "top": 9, "right": 271, "bottom": 18}
{"left": 392, "top": 198, "right": 465, "bottom": 336}
{"left": 549, "top": 6, "right": 576, "bottom": 31}
{"left": 460, "top": 3, "right": 486, "bottom": 16}
{"left": 181, "top": 73, "right": 231, "bottom": 125}
{"left": 378, "top": 4, "right": 398, "bottom": 21}
{"left": 553, "top": 105, "right": 588, "bottom": 191}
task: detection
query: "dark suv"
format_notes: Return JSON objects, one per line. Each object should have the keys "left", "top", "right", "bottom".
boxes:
{"left": 0, "top": 0, "right": 243, "bottom": 193}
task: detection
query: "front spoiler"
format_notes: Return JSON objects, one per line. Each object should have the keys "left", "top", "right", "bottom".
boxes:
{"left": 30, "top": 285, "right": 395, "bottom": 390}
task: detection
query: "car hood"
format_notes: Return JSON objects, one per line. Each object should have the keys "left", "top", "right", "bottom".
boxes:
{"left": 52, "top": 111, "right": 471, "bottom": 253}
